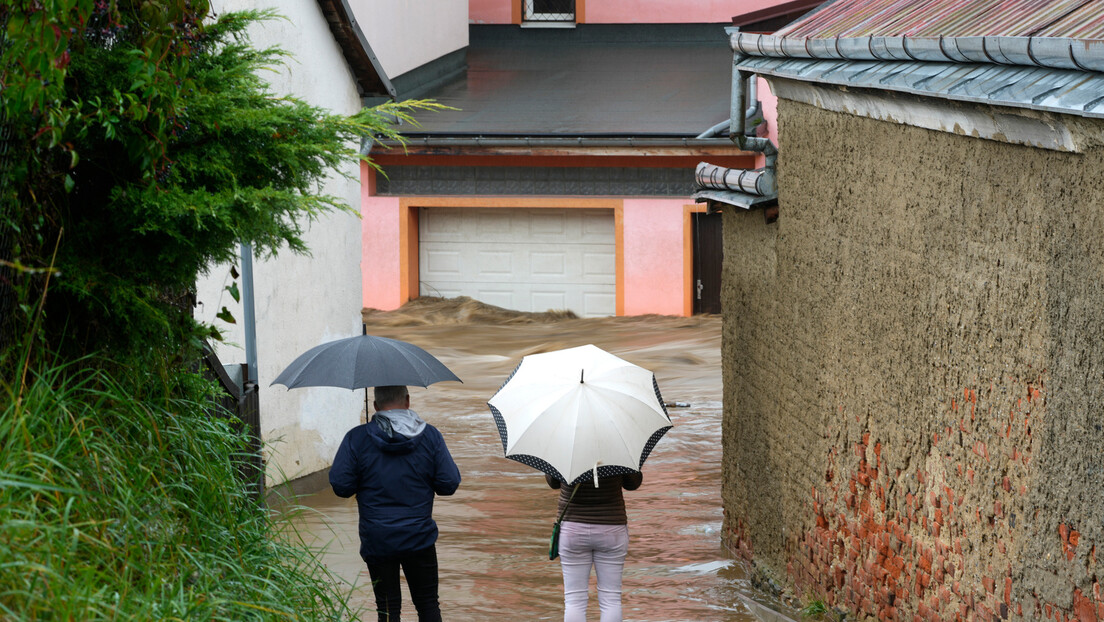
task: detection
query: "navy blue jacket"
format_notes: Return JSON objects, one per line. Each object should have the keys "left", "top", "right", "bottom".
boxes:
{"left": 329, "top": 415, "right": 461, "bottom": 562}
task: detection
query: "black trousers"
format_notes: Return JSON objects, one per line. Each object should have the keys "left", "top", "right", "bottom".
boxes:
{"left": 365, "top": 545, "right": 442, "bottom": 622}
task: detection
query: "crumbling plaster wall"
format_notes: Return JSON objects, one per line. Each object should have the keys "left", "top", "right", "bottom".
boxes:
{"left": 721, "top": 98, "right": 1104, "bottom": 621}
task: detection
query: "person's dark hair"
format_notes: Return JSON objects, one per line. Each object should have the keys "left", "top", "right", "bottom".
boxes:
{"left": 374, "top": 385, "right": 409, "bottom": 407}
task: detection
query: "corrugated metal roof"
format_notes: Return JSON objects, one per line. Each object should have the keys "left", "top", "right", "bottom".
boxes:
{"left": 739, "top": 55, "right": 1104, "bottom": 118}
{"left": 1036, "top": 1, "right": 1104, "bottom": 38}
{"left": 731, "top": 1, "right": 1104, "bottom": 118}
{"left": 776, "top": 0, "right": 1104, "bottom": 39}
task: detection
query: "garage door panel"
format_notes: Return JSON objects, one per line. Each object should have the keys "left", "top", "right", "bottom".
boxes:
{"left": 582, "top": 252, "right": 615, "bottom": 280}
{"left": 420, "top": 207, "right": 615, "bottom": 317}
{"left": 423, "top": 249, "right": 462, "bottom": 277}
{"left": 529, "top": 210, "right": 568, "bottom": 237}
{"left": 530, "top": 291, "right": 566, "bottom": 312}
{"left": 583, "top": 292, "right": 616, "bottom": 317}
{"left": 476, "top": 289, "right": 516, "bottom": 310}
{"left": 424, "top": 285, "right": 464, "bottom": 299}
{"left": 423, "top": 210, "right": 465, "bottom": 239}
{"left": 530, "top": 251, "right": 567, "bottom": 278}
{"left": 581, "top": 212, "right": 615, "bottom": 238}
{"left": 477, "top": 211, "right": 513, "bottom": 236}
{"left": 477, "top": 250, "right": 513, "bottom": 277}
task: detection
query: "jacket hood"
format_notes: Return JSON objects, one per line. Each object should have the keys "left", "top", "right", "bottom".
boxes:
{"left": 370, "top": 409, "right": 427, "bottom": 454}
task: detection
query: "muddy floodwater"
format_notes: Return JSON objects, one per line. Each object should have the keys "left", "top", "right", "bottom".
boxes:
{"left": 285, "top": 298, "right": 788, "bottom": 621}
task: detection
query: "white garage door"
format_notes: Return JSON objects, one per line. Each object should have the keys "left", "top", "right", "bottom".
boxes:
{"left": 419, "top": 207, "right": 616, "bottom": 317}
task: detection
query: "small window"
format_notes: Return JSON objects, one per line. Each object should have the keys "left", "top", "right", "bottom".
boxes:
{"left": 523, "top": 0, "right": 575, "bottom": 24}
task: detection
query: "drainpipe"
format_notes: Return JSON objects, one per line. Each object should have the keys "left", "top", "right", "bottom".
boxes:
{"left": 727, "top": 27, "right": 777, "bottom": 196}
{"left": 696, "top": 75, "right": 762, "bottom": 139}
{"left": 240, "top": 241, "right": 258, "bottom": 385}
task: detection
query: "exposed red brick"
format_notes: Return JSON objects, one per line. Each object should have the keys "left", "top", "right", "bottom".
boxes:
{"left": 1073, "top": 588, "right": 1097, "bottom": 622}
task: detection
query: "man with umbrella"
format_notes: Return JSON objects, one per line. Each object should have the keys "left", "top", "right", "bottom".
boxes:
{"left": 274, "top": 334, "right": 463, "bottom": 621}
{"left": 329, "top": 385, "right": 461, "bottom": 622}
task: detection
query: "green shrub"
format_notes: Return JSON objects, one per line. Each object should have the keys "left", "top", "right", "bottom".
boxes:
{"left": 0, "top": 354, "right": 355, "bottom": 620}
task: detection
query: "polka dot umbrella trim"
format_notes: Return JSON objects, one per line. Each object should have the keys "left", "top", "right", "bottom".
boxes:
{"left": 487, "top": 344, "right": 673, "bottom": 487}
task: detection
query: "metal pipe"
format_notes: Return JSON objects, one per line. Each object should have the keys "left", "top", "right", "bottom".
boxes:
{"left": 727, "top": 27, "right": 778, "bottom": 197}
{"left": 696, "top": 162, "right": 773, "bottom": 196}
{"left": 240, "top": 241, "right": 259, "bottom": 385}
{"left": 697, "top": 75, "right": 762, "bottom": 139}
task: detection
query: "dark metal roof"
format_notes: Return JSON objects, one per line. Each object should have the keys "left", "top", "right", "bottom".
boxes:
{"left": 399, "top": 24, "right": 734, "bottom": 139}
{"left": 731, "top": 0, "right": 828, "bottom": 32}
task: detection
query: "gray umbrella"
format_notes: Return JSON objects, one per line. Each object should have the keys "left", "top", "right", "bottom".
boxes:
{"left": 271, "top": 334, "right": 461, "bottom": 390}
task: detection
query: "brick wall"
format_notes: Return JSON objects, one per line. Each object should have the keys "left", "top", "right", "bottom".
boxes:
{"left": 720, "top": 99, "right": 1104, "bottom": 621}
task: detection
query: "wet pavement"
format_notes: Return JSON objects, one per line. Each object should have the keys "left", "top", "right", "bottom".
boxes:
{"left": 284, "top": 298, "right": 789, "bottom": 621}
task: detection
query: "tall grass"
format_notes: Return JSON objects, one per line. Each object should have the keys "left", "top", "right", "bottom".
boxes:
{"left": 0, "top": 354, "right": 355, "bottom": 620}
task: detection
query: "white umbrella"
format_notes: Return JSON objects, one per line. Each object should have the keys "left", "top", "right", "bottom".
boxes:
{"left": 487, "top": 344, "right": 673, "bottom": 487}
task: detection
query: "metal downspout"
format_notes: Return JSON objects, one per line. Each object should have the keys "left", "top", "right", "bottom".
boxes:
{"left": 697, "top": 75, "right": 762, "bottom": 139}
{"left": 729, "top": 34, "right": 777, "bottom": 196}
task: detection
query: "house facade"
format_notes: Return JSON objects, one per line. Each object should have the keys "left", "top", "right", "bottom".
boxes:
{"left": 360, "top": 0, "right": 789, "bottom": 318}
{"left": 195, "top": 0, "right": 368, "bottom": 488}
{"left": 193, "top": 0, "right": 801, "bottom": 491}
{"left": 706, "top": 1, "right": 1104, "bottom": 620}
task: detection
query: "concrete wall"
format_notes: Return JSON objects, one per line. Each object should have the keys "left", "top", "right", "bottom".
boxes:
{"left": 354, "top": 0, "right": 468, "bottom": 79}
{"left": 196, "top": 0, "right": 365, "bottom": 486}
{"left": 721, "top": 99, "right": 1104, "bottom": 621}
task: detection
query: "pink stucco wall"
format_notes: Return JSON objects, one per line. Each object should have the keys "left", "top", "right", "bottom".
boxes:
{"left": 585, "top": 0, "right": 779, "bottom": 23}
{"left": 469, "top": 0, "right": 512, "bottom": 24}
{"left": 361, "top": 169, "right": 404, "bottom": 311}
{"left": 469, "top": 0, "right": 793, "bottom": 25}
{"left": 621, "top": 198, "right": 687, "bottom": 316}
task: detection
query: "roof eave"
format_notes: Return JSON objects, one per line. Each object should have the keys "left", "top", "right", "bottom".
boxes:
{"left": 315, "top": 0, "right": 396, "bottom": 99}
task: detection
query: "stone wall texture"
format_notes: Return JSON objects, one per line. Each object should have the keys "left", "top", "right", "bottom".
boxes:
{"left": 721, "top": 99, "right": 1104, "bottom": 621}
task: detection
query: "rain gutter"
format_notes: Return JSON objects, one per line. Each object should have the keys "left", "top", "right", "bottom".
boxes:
{"left": 690, "top": 28, "right": 780, "bottom": 214}
{"left": 724, "top": 27, "right": 778, "bottom": 197}
{"left": 377, "top": 136, "right": 738, "bottom": 149}
{"left": 729, "top": 32, "right": 1104, "bottom": 73}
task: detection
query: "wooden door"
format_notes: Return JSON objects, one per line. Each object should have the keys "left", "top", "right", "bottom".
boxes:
{"left": 692, "top": 212, "right": 723, "bottom": 315}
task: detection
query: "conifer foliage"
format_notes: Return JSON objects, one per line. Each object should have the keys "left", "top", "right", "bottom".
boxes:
{"left": 1, "top": 0, "right": 434, "bottom": 360}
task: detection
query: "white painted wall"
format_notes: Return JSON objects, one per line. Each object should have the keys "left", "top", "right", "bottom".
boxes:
{"left": 198, "top": 0, "right": 365, "bottom": 486}
{"left": 351, "top": 0, "right": 468, "bottom": 79}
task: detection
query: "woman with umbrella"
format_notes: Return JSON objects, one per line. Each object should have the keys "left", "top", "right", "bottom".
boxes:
{"left": 546, "top": 470, "right": 643, "bottom": 622}
{"left": 488, "top": 344, "right": 673, "bottom": 622}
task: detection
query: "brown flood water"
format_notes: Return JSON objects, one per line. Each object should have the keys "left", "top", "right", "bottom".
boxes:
{"left": 285, "top": 298, "right": 785, "bottom": 621}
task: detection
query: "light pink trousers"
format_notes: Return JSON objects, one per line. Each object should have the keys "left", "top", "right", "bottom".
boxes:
{"left": 558, "top": 522, "right": 630, "bottom": 622}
